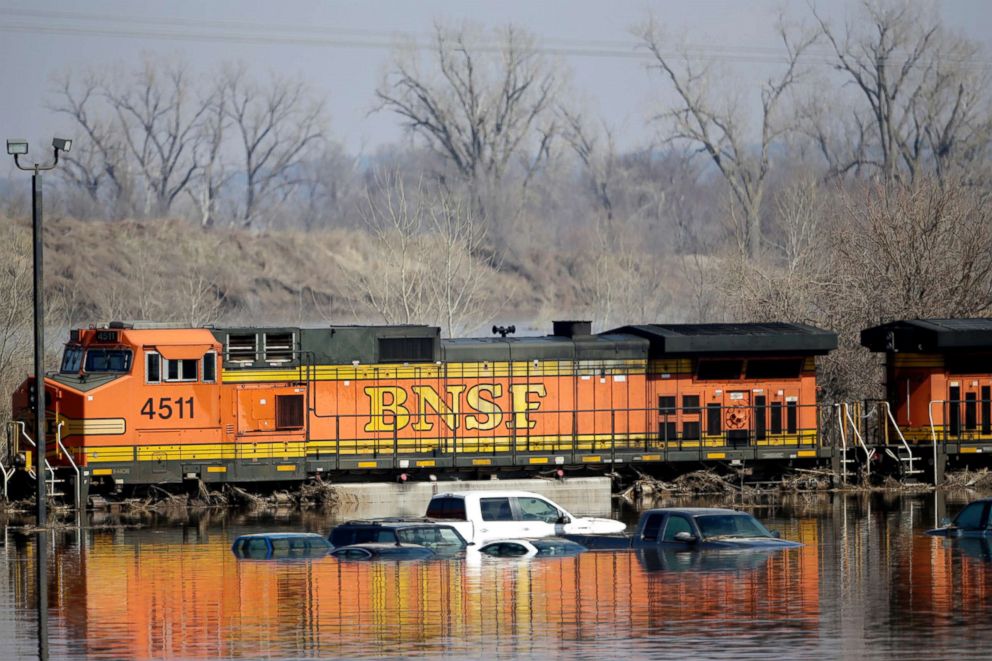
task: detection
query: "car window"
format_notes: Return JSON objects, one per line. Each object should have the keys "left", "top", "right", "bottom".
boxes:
{"left": 954, "top": 502, "right": 988, "bottom": 529}
{"left": 662, "top": 515, "right": 694, "bottom": 542}
{"left": 427, "top": 497, "right": 467, "bottom": 520}
{"left": 480, "top": 498, "right": 514, "bottom": 521}
{"left": 515, "top": 497, "right": 560, "bottom": 523}
{"left": 235, "top": 538, "right": 271, "bottom": 558}
{"left": 397, "top": 526, "right": 466, "bottom": 547}
{"left": 332, "top": 548, "right": 373, "bottom": 559}
{"left": 331, "top": 528, "right": 394, "bottom": 546}
{"left": 267, "top": 537, "right": 329, "bottom": 558}
{"left": 641, "top": 513, "right": 664, "bottom": 541}
{"left": 396, "top": 526, "right": 465, "bottom": 548}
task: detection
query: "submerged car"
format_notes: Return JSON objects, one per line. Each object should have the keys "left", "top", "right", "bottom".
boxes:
{"left": 477, "top": 537, "right": 587, "bottom": 558}
{"left": 927, "top": 498, "right": 992, "bottom": 537}
{"left": 330, "top": 543, "right": 436, "bottom": 561}
{"left": 231, "top": 533, "right": 331, "bottom": 559}
{"left": 565, "top": 507, "right": 802, "bottom": 551}
{"left": 328, "top": 518, "right": 470, "bottom": 555}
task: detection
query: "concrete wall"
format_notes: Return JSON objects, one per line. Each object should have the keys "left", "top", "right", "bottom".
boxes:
{"left": 330, "top": 477, "right": 614, "bottom": 521}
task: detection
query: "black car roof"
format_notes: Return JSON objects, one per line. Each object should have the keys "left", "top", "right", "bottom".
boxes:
{"left": 337, "top": 518, "right": 447, "bottom": 528}
{"left": 641, "top": 507, "right": 746, "bottom": 516}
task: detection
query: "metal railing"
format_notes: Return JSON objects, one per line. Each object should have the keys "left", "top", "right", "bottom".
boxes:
{"left": 297, "top": 401, "right": 825, "bottom": 460}
{"left": 12, "top": 421, "right": 56, "bottom": 497}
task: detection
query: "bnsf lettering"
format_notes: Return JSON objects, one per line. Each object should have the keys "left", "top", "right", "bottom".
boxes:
{"left": 363, "top": 383, "right": 546, "bottom": 432}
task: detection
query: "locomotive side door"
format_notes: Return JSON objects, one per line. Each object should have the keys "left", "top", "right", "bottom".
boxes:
{"left": 235, "top": 384, "right": 308, "bottom": 462}
{"left": 723, "top": 390, "right": 751, "bottom": 447}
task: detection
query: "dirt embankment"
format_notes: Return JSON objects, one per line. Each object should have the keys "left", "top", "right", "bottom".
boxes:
{"left": 11, "top": 214, "right": 572, "bottom": 326}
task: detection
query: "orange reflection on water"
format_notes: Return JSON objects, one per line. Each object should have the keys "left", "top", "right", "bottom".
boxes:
{"left": 51, "top": 525, "right": 821, "bottom": 659}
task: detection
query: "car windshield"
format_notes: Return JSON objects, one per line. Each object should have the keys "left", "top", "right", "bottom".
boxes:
{"left": 694, "top": 514, "right": 772, "bottom": 539}
{"left": 83, "top": 348, "right": 133, "bottom": 373}
{"left": 397, "top": 526, "right": 466, "bottom": 548}
{"left": 953, "top": 502, "right": 988, "bottom": 530}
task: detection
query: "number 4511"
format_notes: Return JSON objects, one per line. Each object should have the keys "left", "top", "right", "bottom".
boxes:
{"left": 141, "top": 397, "right": 194, "bottom": 420}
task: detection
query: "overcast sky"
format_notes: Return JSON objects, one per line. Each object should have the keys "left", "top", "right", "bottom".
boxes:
{"left": 2, "top": 0, "right": 991, "bottom": 171}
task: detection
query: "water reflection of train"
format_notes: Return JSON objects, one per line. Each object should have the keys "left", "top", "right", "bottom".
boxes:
{"left": 4, "top": 519, "right": 820, "bottom": 659}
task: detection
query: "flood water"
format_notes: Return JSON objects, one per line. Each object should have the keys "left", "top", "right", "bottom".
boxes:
{"left": 1, "top": 490, "right": 991, "bottom": 660}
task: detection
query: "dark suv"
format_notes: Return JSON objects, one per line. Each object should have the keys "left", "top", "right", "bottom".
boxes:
{"left": 328, "top": 518, "right": 469, "bottom": 555}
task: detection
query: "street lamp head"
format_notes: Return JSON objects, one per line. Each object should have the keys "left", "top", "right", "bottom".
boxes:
{"left": 52, "top": 138, "right": 72, "bottom": 153}
{"left": 6, "top": 139, "right": 28, "bottom": 156}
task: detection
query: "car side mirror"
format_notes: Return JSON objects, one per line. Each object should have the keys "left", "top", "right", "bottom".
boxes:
{"left": 941, "top": 517, "right": 952, "bottom": 527}
{"left": 558, "top": 514, "right": 571, "bottom": 524}
{"left": 674, "top": 531, "right": 697, "bottom": 543}
{"left": 771, "top": 530, "right": 781, "bottom": 539}
{"left": 466, "top": 542, "right": 475, "bottom": 546}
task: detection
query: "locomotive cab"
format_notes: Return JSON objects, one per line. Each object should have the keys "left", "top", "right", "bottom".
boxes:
{"left": 9, "top": 323, "right": 223, "bottom": 503}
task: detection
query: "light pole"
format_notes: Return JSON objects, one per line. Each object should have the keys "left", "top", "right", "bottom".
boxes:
{"left": 6, "top": 137, "right": 71, "bottom": 527}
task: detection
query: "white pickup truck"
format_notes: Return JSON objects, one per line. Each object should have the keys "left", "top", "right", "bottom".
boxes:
{"left": 424, "top": 490, "right": 626, "bottom": 544}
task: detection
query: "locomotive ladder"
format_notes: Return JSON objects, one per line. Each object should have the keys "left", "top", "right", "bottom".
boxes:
{"left": 880, "top": 401, "right": 922, "bottom": 478}
{"left": 12, "top": 421, "right": 69, "bottom": 503}
{"left": 836, "top": 404, "right": 853, "bottom": 484}
{"left": 839, "top": 402, "right": 875, "bottom": 483}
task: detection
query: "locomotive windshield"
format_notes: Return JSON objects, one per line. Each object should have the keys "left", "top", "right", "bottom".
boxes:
{"left": 62, "top": 346, "right": 133, "bottom": 373}
{"left": 84, "top": 348, "right": 133, "bottom": 373}
{"left": 60, "top": 346, "right": 83, "bottom": 373}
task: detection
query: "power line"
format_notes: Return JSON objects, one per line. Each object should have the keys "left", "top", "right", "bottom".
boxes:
{"left": 1, "top": 6, "right": 990, "bottom": 68}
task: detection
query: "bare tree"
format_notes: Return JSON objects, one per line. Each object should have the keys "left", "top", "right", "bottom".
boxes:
{"left": 103, "top": 58, "right": 209, "bottom": 216}
{"left": 174, "top": 235, "right": 228, "bottom": 326}
{"left": 344, "top": 174, "right": 503, "bottom": 336}
{"left": 836, "top": 177, "right": 992, "bottom": 319}
{"left": 50, "top": 72, "right": 134, "bottom": 218}
{"left": 346, "top": 174, "right": 430, "bottom": 326}
{"left": 187, "top": 86, "right": 230, "bottom": 228}
{"left": 221, "top": 65, "right": 326, "bottom": 228}
{"left": 424, "top": 191, "right": 502, "bottom": 336}
{"left": 635, "top": 15, "right": 818, "bottom": 259}
{"left": 375, "top": 23, "right": 562, "bottom": 229}
{"left": 0, "top": 222, "right": 67, "bottom": 427}
{"left": 810, "top": 0, "right": 992, "bottom": 183}
{"left": 560, "top": 107, "right": 618, "bottom": 222}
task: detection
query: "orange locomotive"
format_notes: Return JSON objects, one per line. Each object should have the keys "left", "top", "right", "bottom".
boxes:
{"left": 862, "top": 319, "right": 992, "bottom": 456}
{"left": 9, "top": 320, "right": 835, "bottom": 503}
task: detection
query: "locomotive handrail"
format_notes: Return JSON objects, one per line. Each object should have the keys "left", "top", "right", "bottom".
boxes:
{"left": 55, "top": 421, "right": 82, "bottom": 510}
{"left": 880, "top": 401, "right": 918, "bottom": 476}
{"left": 929, "top": 400, "right": 944, "bottom": 487}
{"left": 13, "top": 420, "right": 57, "bottom": 494}
{"left": 836, "top": 404, "right": 848, "bottom": 483}
{"left": 1, "top": 423, "right": 13, "bottom": 500}
{"left": 843, "top": 402, "right": 875, "bottom": 480}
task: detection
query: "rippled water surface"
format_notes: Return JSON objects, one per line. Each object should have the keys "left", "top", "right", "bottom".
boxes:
{"left": 2, "top": 491, "right": 992, "bottom": 660}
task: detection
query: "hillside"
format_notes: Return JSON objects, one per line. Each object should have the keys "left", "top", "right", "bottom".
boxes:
{"left": 1, "top": 214, "right": 596, "bottom": 333}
